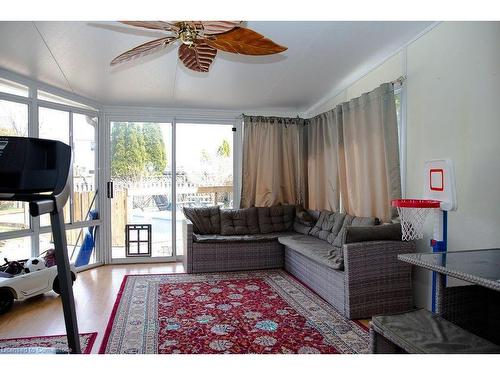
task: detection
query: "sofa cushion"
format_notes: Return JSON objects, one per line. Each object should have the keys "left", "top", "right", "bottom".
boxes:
{"left": 194, "top": 231, "right": 295, "bottom": 243}
{"left": 309, "top": 211, "right": 346, "bottom": 244}
{"left": 220, "top": 207, "right": 259, "bottom": 235}
{"left": 257, "top": 205, "right": 295, "bottom": 233}
{"left": 345, "top": 223, "right": 402, "bottom": 243}
{"left": 183, "top": 206, "right": 220, "bottom": 234}
{"left": 278, "top": 235, "right": 343, "bottom": 270}
{"left": 325, "top": 214, "right": 380, "bottom": 270}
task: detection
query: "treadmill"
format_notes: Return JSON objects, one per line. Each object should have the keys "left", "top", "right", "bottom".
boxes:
{"left": 0, "top": 136, "right": 81, "bottom": 354}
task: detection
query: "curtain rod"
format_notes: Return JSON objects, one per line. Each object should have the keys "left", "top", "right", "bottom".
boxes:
{"left": 240, "top": 114, "right": 303, "bottom": 120}
{"left": 392, "top": 75, "right": 407, "bottom": 85}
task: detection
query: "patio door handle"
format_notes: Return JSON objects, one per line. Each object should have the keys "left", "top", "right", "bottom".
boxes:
{"left": 107, "top": 181, "right": 114, "bottom": 199}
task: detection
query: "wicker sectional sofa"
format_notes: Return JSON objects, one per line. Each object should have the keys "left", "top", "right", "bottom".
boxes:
{"left": 182, "top": 205, "right": 416, "bottom": 319}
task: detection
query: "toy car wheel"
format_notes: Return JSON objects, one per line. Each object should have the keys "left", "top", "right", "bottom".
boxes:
{"left": 0, "top": 289, "right": 14, "bottom": 315}
{"left": 52, "top": 273, "right": 76, "bottom": 295}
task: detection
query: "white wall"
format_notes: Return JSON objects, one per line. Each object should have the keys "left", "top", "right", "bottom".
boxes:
{"left": 307, "top": 50, "right": 406, "bottom": 116}
{"left": 406, "top": 21, "right": 500, "bottom": 307}
{"left": 307, "top": 21, "right": 500, "bottom": 308}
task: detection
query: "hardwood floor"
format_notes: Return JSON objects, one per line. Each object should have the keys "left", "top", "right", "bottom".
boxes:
{"left": 0, "top": 262, "right": 185, "bottom": 353}
{"left": 0, "top": 263, "right": 370, "bottom": 354}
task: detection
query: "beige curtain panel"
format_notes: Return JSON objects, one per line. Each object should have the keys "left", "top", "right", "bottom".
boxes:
{"left": 240, "top": 82, "right": 401, "bottom": 220}
{"left": 306, "top": 110, "right": 341, "bottom": 211}
{"left": 338, "top": 83, "right": 401, "bottom": 222}
{"left": 240, "top": 116, "right": 306, "bottom": 208}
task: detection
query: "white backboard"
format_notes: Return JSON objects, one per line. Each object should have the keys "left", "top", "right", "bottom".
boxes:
{"left": 423, "top": 159, "right": 457, "bottom": 211}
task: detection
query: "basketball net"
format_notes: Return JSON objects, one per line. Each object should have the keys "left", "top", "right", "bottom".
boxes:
{"left": 396, "top": 207, "right": 435, "bottom": 241}
{"left": 392, "top": 199, "right": 441, "bottom": 241}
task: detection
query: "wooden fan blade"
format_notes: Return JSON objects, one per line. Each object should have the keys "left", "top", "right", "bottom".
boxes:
{"left": 199, "top": 21, "right": 242, "bottom": 35}
{"left": 204, "top": 27, "right": 287, "bottom": 55}
{"left": 120, "top": 21, "right": 180, "bottom": 32}
{"left": 178, "top": 43, "right": 217, "bottom": 72}
{"left": 111, "top": 37, "right": 176, "bottom": 66}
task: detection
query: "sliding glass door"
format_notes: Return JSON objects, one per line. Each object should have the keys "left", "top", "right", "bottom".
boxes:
{"left": 109, "top": 121, "right": 173, "bottom": 260}
{"left": 108, "top": 120, "right": 235, "bottom": 262}
{"left": 175, "top": 123, "right": 234, "bottom": 254}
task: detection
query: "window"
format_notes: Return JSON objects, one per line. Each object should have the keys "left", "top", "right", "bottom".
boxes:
{"left": 176, "top": 123, "right": 234, "bottom": 209}
{"left": 0, "top": 236, "right": 32, "bottom": 261}
{"left": 394, "top": 88, "right": 402, "bottom": 140}
{"left": 39, "top": 226, "right": 98, "bottom": 265}
{"left": 37, "top": 90, "right": 97, "bottom": 111}
{"left": 0, "top": 74, "right": 101, "bottom": 268}
{"left": 39, "top": 107, "right": 70, "bottom": 144}
{"left": 0, "top": 99, "right": 28, "bottom": 137}
{"left": 0, "top": 78, "right": 29, "bottom": 97}
{"left": 73, "top": 114, "right": 98, "bottom": 222}
{"left": 39, "top": 109, "right": 99, "bottom": 228}
{"left": 0, "top": 100, "right": 30, "bottom": 233}
{"left": 0, "top": 200, "right": 30, "bottom": 234}
{"left": 39, "top": 107, "right": 71, "bottom": 226}
{"left": 394, "top": 87, "right": 406, "bottom": 195}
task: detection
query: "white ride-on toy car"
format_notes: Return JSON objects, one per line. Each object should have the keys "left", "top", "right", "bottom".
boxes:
{"left": 0, "top": 250, "right": 77, "bottom": 314}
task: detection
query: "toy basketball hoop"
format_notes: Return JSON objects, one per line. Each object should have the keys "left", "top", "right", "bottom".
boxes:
{"left": 393, "top": 159, "right": 458, "bottom": 243}
{"left": 393, "top": 159, "right": 458, "bottom": 313}
{"left": 392, "top": 199, "right": 440, "bottom": 241}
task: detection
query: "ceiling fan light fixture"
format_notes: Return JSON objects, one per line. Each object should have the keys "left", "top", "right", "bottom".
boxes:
{"left": 111, "top": 21, "right": 287, "bottom": 72}
{"left": 179, "top": 25, "right": 197, "bottom": 46}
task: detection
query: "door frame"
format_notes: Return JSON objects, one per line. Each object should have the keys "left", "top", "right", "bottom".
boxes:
{"left": 102, "top": 115, "right": 241, "bottom": 265}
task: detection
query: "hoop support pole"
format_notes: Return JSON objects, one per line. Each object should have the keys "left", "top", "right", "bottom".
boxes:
{"left": 431, "top": 210, "right": 447, "bottom": 313}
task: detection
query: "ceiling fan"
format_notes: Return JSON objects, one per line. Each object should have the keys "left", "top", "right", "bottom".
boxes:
{"left": 111, "top": 21, "right": 287, "bottom": 72}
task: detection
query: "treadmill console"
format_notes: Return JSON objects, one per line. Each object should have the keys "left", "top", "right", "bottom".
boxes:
{"left": 0, "top": 136, "right": 71, "bottom": 194}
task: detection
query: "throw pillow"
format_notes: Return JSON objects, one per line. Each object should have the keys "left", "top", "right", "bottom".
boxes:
{"left": 328, "top": 214, "right": 380, "bottom": 270}
{"left": 332, "top": 214, "right": 379, "bottom": 249}
{"left": 295, "top": 204, "right": 315, "bottom": 225}
{"left": 293, "top": 220, "right": 313, "bottom": 235}
{"left": 345, "top": 223, "right": 402, "bottom": 243}
{"left": 293, "top": 204, "right": 316, "bottom": 235}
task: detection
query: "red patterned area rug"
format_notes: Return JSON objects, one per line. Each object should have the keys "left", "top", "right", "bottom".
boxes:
{"left": 100, "top": 270, "right": 369, "bottom": 354}
{"left": 0, "top": 332, "right": 97, "bottom": 354}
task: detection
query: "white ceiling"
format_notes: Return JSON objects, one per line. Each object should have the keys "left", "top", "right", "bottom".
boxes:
{"left": 0, "top": 21, "right": 433, "bottom": 112}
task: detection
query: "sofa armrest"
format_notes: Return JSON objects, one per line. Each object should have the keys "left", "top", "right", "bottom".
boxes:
{"left": 183, "top": 219, "right": 194, "bottom": 273}
{"left": 343, "top": 240, "right": 416, "bottom": 318}
{"left": 344, "top": 240, "right": 416, "bottom": 282}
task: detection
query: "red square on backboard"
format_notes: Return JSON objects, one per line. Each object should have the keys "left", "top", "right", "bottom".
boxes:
{"left": 430, "top": 169, "right": 444, "bottom": 191}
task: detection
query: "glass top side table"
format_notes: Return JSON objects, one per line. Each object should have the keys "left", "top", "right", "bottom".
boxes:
{"left": 398, "top": 248, "right": 500, "bottom": 292}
